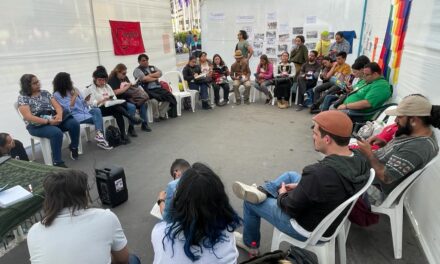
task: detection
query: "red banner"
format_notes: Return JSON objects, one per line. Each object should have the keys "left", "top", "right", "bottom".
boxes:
{"left": 109, "top": 20, "right": 145, "bottom": 56}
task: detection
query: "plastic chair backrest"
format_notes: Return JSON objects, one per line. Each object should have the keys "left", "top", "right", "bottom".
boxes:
{"left": 375, "top": 105, "right": 397, "bottom": 125}
{"left": 380, "top": 153, "right": 439, "bottom": 208}
{"left": 14, "top": 102, "right": 25, "bottom": 121}
{"left": 161, "top": 71, "right": 188, "bottom": 93}
{"left": 307, "top": 169, "right": 375, "bottom": 245}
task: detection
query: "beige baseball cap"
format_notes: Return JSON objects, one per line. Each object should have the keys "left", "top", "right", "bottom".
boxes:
{"left": 385, "top": 95, "right": 432, "bottom": 116}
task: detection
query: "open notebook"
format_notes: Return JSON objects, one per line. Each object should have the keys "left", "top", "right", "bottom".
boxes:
{"left": 0, "top": 185, "right": 33, "bottom": 208}
{"left": 104, "top": 99, "right": 126, "bottom": 108}
{"left": 150, "top": 203, "right": 163, "bottom": 220}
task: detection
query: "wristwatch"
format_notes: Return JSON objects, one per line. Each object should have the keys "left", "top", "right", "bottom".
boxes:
{"left": 157, "top": 199, "right": 165, "bottom": 205}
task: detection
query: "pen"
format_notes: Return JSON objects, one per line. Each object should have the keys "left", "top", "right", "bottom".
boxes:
{"left": 28, "top": 184, "right": 33, "bottom": 193}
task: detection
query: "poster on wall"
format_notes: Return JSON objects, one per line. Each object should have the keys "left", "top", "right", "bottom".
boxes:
{"left": 278, "top": 34, "right": 289, "bottom": 43}
{"left": 266, "top": 12, "right": 277, "bottom": 21}
{"left": 241, "top": 25, "right": 254, "bottom": 40}
{"left": 209, "top": 12, "right": 225, "bottom": 21}
{"left": 254, "top": 33, "right": 264, "bottom": 42}
{"left": 306, "top": 31, "right": 318, "bottom": 39}
{"left": 109, "top": 20, "right": 145, "bottom": 55}
{"left": 305, "top": 16, "right": 317, "bottom": 24}
{"left": 305, "top": 42, "right": 316, "bottom": 51}
{"left": 278, "top": 44, "right": 288, "bottom": 53}
{"left": 266, "top": 31, "right": 276, "bottom": 45}
{"left": 267, "top": 22, "right": 277, "bottom": 30}
{"left": 328, "top": 32, "right": 335, "bottom": 39}
{"left": 278, "top": 23, "right": 289, "bottom": 34}
{"left": 236, "top": 15, "right": 254, "bottom": 24}
{"left": 266, "top": 47, "right": 276, "bottom": 56}
{"left": 292, "top": 27, "right": 304, "bottom": 35}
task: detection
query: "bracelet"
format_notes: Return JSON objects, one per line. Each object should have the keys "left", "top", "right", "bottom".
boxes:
{"left": 157, "top": 199, "right": 165, "bottom": 206}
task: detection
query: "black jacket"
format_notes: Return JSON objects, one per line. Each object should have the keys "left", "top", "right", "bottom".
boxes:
{"left": 277, "top": 149, "right": 370, "bottom": 237}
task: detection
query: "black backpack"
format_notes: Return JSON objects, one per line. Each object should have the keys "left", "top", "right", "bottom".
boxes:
{"left": 105, "top": 125, "right": 121, "bottom": 147}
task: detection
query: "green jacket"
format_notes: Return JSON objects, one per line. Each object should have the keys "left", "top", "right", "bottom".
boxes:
{"left": 289, "top": 45, "right": 308, "bottom": 64}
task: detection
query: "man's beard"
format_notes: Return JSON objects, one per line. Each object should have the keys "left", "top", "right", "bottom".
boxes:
{"left": 395, "top": 120, "right": 412, "bottom": 137}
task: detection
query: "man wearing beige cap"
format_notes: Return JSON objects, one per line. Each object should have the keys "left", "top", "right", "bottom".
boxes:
{"left": 357, "top": 94, "right": 440, "bottom": 205}
{"left": 232, "top": 110, "right": 370, "bottom": 254}
{"left": 230, "top": 50, "right": 252, "bottom": 105}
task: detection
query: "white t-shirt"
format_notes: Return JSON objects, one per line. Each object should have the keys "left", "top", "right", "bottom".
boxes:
{"left": 27, "top": 208, "right": 127, "bottom": 264}
{"left": 152, "top": 221, "right": 238, "bottom": 264}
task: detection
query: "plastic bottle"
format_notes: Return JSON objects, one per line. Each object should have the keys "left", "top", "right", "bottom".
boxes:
{"left": 248, "top": 241, "right": 259, "bottom": 258}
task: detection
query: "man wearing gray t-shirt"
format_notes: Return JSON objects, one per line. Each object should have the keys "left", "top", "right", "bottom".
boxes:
{"left": 357, "top": 94, "right": 440, "bottom": 205}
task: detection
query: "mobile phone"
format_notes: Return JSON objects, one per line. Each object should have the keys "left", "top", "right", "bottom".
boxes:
{"left": 353, "top": 133, "right": 364, "bottom": 141}
{"left": 109, "top": 95, "right": 114, "bottom": 99}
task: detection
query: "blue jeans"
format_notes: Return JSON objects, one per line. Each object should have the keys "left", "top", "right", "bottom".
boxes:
{"left": 80, "top": 108, "right": 104, "bottom": 132}
{"left": 243, "top": 171, "right": 306, "bottom": 247}
{"left": 27, "top": 117, "right": 80, "bottom": 164}
{"left": 129, "top": 253, "right": 141, "bottom": 264}
{"left": 127, "top": 102, "right": 148, "bottom": 125}
{"left": 189, "top": 82, "right": 209, "bottom": 101}
{"left": 320, "top": 94, "right": 339, "bottom": 111}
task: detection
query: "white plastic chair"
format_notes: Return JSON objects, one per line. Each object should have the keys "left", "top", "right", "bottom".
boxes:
{"left": 271, "top": 169, "right": 375, "bottom": 264}
{"left": 161, "top": 71, "right": 196, "bottom": 115}
{"left": 252, "top": 83, "right": 275, "bottom": 104}
{"left": 102, "top": 115, "right": 117, "bottom": 138}
{"left": 14, "top": 102, "right": 74, "bottom": 165}
{"left": 370, "top": 155, "right": 439, "bottom": 259}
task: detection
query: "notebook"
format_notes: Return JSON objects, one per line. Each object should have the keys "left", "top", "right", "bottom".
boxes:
{"left": 150, "top": 203, "right": 163, "bottom": 220}
{"left": 0, "top": 185, "right": 33, "bottom": 208}
{"left": 104, "top": 99, "right": 126, "bottom": 107}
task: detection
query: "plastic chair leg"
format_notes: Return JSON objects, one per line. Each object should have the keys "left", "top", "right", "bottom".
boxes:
{"left": 30, "top": 138, "right": 36, "bottom": 161}
{"left": 191, "top": 95, "right": 196, "bottom": 112}
{"left": 270, "top": 228, "right": 282, "bottom": 251}
{"left": 40, "top": 138, "right": 53, "bottom": 165}
{"left": 390, "top": 204, "right": 404, "bottom": 259}
{"left": 176, "top": 97, "right": 182, "bottom": 116}
{"left": 310, "top": 240, "right": 335, "bottom": 264}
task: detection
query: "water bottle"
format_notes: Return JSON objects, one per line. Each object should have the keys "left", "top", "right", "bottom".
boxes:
{"left": 248, "top": 241, "right": 259, "bottom": 258}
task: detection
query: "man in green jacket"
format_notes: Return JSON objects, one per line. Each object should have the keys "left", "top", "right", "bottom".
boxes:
{"left": 336, "top": 62, "right": 391, "bottom": 121}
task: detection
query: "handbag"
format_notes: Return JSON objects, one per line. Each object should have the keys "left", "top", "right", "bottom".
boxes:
{"left": 239, "top": 250, "right": 287, "bottom": 264}
{"left": 123, "top": 86, "right": 149, "bottom": 107}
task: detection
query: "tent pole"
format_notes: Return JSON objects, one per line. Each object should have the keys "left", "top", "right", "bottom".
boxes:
{"left": 358, "top": 0, "right": 368, "bottom": 56}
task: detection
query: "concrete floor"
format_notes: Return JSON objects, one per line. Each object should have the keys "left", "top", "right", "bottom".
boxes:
{"left": 0, "top": 100, "right": 428, "bottom": 264}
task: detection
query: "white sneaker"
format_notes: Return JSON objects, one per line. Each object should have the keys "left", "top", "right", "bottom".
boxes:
{"left": 232, "top": 181, "right": 267, "bottom": 204}
{"left": 95, "top": 131, "right": 106, "bottom": 143}
{"left": 234, "top": 232, "right": 259, "bottom": 256}
{"left": 97, "top": 142, "right": 113, "bottom": 150}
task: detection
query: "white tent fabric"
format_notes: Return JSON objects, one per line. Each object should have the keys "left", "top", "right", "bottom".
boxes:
{"left": 0, "top": 0, "right": 176, "bottom": 145}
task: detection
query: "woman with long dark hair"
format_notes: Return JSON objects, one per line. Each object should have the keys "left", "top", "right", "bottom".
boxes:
{"left": 17, "top": 74, "right": 80, "bottom": 167}
{"left": 53, "top": 72, "right": 112, "bottom": 150}
{"left": 152, "top": 163, "right": 241, "bottom": 263}
{"left": 254, "top": 54, "right": 274, "bottom": 104}
{"left": 211, "top": 54, "right": 230, "bottom": 106}
{"left": 108, "top": 63, "right": 151, "bottom": 137}
{"left": 85, "top": 66, "right": 142, "bottom": 144}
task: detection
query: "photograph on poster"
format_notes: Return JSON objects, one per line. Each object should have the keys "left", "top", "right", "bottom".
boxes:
{"left": 278, "top": 34, "right": 289, "bottom": 42}
{"left": 254, "top": 33, "right": 265, "bottom": 42}
{"left": 306, "top": 31, "right": 318, "bottom": 39}
{"left": 253, "top": 42, "right": 264, "bottom": 49}
{"left": 278, "top": 44, "right": 288, "bottom": 53}
{"left": 329, "top": 32, "right": 335, "bottom": 39}
{"left": 267, "top": 38, "right": 276, "bottom": 45}
{"left": 266, "top": 47, "right": 276, "bottom": 56}
{"left": 266, "top": 31, "right": 276, "bottom": 38}
{"left": 292, "top": 27, "right": 304, "bottom": 35}
{"left": 254, "top": 50, "right": 263, "bottom": 57}
{"left": 267, "top": 21, "right": 277, "bottom": 30}
{"left": 305, "top": 42, "right": 316, "bottom": 50}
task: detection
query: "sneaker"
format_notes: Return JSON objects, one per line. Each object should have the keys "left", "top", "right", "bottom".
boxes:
{"left": 232, "top": 181, "right": 267, "bottom": 204}
{"left": 131, "top": 116, "right": 143, "bottom": 125}
{"left": 234, "top": 232, "right": 259, "bottom": 255}
{"left": 277, "top": 101, "right": 283, "bottom": 108}
{"left": 141, "top": 123, "right": 152, "bottom": 132}
{"left": 97, "top": 141, "right": 113, "bottom": 150}
{"left": 159, "top": 116, "right": 168, "bottom": 120}
{"left": 70, "top": 148, "right": 79, "bottom": 161}
{"left": 95, "top": 131, "right": 106, "bottom": 143}
{"left": 53, "top": 162, "right": 68, "bottom": 168}
{"left": 244, "top": 100, "right": 250, "bottom": 105}
{"left": 128, "top": 125, "right": 138, "bottom": 137}
{"left": 235, "top": 101, "right": 241, "bottom": 106}
{"left": 295, "top": 105, "right": 304, "bottom": 111}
